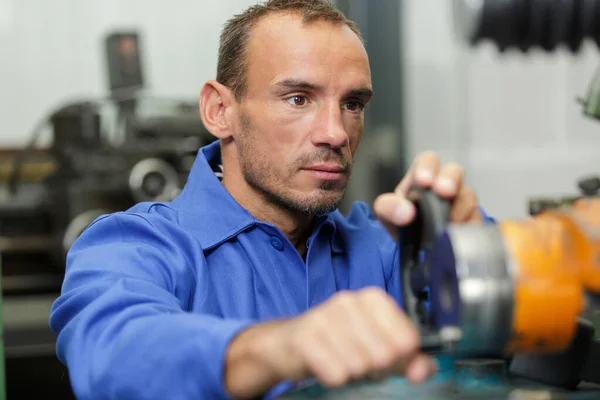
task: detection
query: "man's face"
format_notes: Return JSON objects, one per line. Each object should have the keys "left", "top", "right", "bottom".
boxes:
{"left": 232, "top": 12, "right": 372, "bottom": 215}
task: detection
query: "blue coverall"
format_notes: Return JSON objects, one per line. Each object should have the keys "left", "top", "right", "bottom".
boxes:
{"left": 49, "top": 140, "right": 493, "bottom": 399}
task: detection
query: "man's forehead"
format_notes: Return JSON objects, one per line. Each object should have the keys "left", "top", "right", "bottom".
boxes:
{"left": 250, "top": 11, "right": 365, "bottom": 53}
{"left": 246, "top": 12, "right": 371, "bottom": 90}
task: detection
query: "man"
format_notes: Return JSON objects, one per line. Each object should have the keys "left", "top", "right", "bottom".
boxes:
{"left": 49, "top": 1, "right": 491, "bottom": 399}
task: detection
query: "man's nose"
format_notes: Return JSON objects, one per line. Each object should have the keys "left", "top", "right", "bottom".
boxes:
{"left": 311, "top": 104, "right": 349, "bottom": 149}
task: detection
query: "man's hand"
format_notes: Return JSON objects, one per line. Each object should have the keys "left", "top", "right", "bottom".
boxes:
{"left": 224, "top": 288, "right": 438, "bottom": 399}
{"left": 373, "top": 151, "right": 482, "bottom": 238}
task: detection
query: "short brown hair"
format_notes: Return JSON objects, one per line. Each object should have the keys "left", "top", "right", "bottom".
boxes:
{"left": 216, "top": 0, "right": 362, "bottom": 101}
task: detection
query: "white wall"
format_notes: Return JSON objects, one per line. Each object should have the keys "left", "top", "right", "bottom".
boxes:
{"left": 0, "top": 0, "right": 257, "bottom": 148}
{"left": 3, "top": 0, "right": 600, "bottom": 219}
{"left": 403, "top": 0, "right": 600, "bottom": 219}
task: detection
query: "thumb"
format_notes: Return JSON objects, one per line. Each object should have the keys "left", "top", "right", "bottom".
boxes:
{"left": 390, "top": 353, "right": 438, "bottom": 384}
{"left": 373, "top": 193, "right": 416, "bottom": 241}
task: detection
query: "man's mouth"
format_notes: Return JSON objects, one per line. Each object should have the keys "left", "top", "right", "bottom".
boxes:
{"left": 303, "top": 163, "right": 347, "bottom": 173}
{"left": 301, "top": 163, "right": 348, "bottom": 180}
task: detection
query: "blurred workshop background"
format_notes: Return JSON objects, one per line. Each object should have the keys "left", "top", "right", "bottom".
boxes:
{"left": 1, "top": 0, "right": 600, "bottom": 398}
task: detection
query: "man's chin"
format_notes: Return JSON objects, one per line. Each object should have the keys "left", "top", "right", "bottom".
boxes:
{"left": 302, "top": 190, "right": 345, "bottom": 214}
{"left": 317, "top": 179, "right": 344, "bottom": 191}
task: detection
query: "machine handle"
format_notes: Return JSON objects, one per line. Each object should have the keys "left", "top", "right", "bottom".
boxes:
{"left": 398, "top": 186, "right": 451, "bottom": 342}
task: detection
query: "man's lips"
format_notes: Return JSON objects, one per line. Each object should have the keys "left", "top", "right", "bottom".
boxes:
{"left": 302, "top": 164, "right": 347, "bottom": 173}
{"left": 301, "top": 164, "right": 348, "bottom": 180}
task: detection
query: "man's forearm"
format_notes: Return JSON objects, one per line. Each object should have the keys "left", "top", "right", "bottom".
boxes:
{"left": 51, "top": 277, "right": 258, "bottom": 399}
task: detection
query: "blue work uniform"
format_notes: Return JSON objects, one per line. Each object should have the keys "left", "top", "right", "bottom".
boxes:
{"left": 49, "top": 140, "right": 493, "bottom": 400}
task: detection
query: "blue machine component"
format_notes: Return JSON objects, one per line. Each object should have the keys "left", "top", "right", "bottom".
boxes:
{"left": 278, "top": 356, "right": 600, "bottom": 399}
{"left": 428, "top": 231, "right": 460, "bottom": 330}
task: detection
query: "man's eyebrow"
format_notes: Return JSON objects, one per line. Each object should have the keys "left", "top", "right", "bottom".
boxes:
{"left": 344, "top": 88, "right": 374, "bottom": 100}
{"left": 272, "top": 79, "right": 325, "bottom": 92}
{"left": 272, "top": 79, "right": 374, "bottom": 99}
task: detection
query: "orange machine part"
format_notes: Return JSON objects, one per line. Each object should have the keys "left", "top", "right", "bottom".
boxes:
{"left": 568, "top": 197, "right": 600, "bottom": 293}
{"left": 499, "top": 214, "right": 585, "bottom": 354}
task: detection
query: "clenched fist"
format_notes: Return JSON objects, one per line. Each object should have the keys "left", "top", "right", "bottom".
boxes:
{"left": 224, "top": 287, "right": 437, "bottom": 399}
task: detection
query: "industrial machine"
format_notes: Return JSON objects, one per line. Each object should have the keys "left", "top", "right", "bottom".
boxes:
{"left": 396, "top": 0, "right": 600, "bottom": 390}
{"left": 0, "top": 31, "right": 213, "bottom": 398}
{"left": 281, "top": 0, "right": 600, "bottom": 398}
{"left": 402, "top": 0, "right": 600, "bottom": 394}
{"left": 0, "top": 31, "right": 214, "bottom": 296}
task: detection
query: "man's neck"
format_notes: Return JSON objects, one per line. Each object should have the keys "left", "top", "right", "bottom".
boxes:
{"left": 221, "top": 175, "right": 315, "bottom": 256}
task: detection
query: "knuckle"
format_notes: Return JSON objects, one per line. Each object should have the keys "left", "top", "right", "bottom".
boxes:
{"left": 321, "top": 369, "right": 349, "bottom": 388}
{"left": 360, "top": 286, "right": 387, "bottom": 301}
{"left": 289, "top": 330, "right": 307, "bottom": 355}
{"left": 392, "top": 329, "right": 421, "bottom": 357}
{"left": 348, "top": 356, "right": 370, "bottom": 378}
{"left": 307, "top": 313, "right": 329, "bottom": 333}
{"left": 333, "top": 291, "right": 356, "bottom": 308}
{"left": 376, "top": 349, "right": 399, "bottom": 370}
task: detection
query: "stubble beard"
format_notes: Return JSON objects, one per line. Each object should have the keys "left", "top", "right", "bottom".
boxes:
{"left": 237, "top": 112, "right": 350, "bottom": 215}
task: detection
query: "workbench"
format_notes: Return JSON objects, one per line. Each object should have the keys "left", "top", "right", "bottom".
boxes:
{"left": 278, "top": 356, "right": 600, "bottom": 400}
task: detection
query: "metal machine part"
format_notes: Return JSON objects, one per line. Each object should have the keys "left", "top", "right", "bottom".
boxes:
{"left": 399, "top": 186, "right": 513, "bottom": 356}
{"left": 510, "top": 318, "right": 600, "bottom": 389}
{"left": 529, "top": 178, "right": 600, "bottom": 216}
{"left": 0, "top": 102, "right": 210, "bottom": 288}
{"left": 431, "top": 224, "right": 514, "bottom": 355}
{"left": 128, "top": 158, "right": 180, "bottom": 203}
{"left": 453, "top": 0, "right": 600, "bottom": 53}
{"left": 401, "top": 186, "right": 600, "bottom": 359}
{"left": 398, "top": 186, "right": 451, "bottom": 351}
{"left": 399, "top": 185, "right": 516, "bottom": 356}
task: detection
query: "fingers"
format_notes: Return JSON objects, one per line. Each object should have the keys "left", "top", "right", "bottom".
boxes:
{"left": 320, "top": 292, "right": 383, "bottom": 379}
{"left": 378, "top": 151, "right": 481, "bottom": 230}
{"left": 355, "top": 288, "right": 421, "bottom": 370}
{"left": 400, "top": 354, "right": 439, "bottom": 384}
{"left": 433, "top": 162, "right": 464, "bottom": 199}
{"left": 450, "top": 185, "right": 483, "bottom": 222}
{"left": 373, "top": 193, "right": 415, "bottom": 239}
{"left": 395, "top": 151, "right": 440, "bottom": 196}
{"left": 299, "top": 331, "right": 350, "bottom": 387}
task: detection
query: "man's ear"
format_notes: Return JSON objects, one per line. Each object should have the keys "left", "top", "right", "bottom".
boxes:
{"left": 199, "top": 80, "right": 235, "bottom": 139}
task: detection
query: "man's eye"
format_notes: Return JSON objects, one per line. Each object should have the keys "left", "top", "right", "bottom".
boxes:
{"left": 342, "top": 101, "right": 365, "bottom": 112}
{"left": 286, "top": 95, "right": 308, "bottom": 107}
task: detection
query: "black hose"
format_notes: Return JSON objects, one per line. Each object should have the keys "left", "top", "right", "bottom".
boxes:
{"left": 455, "top": 0, "right": 600, "bottom": 53}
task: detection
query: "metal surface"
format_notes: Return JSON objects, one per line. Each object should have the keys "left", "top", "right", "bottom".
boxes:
{"left": 445, "top": 224, "right": 514, "bottom": 355}
{"left": 399, "top": 186, "right": 451, "bottom": 350}
{"left": 509, "top": 319, "right": 600, "bottom": 389}
{"left": 278, "top": 356, "right": 600, "bottom": 399}
{"left": 128, "top": 157, "right": 180, "bottom": 203}
{"left": 454, "top": 359, "right": 507, "bottom": 390}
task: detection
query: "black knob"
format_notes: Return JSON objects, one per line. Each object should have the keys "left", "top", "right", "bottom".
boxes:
{"left": 578, "top": 176, "right": 600, "bottom": 196}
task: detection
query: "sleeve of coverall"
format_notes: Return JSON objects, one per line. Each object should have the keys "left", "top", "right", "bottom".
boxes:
{"left": 48, "top": 212, "right": 256, "bottom": 400}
